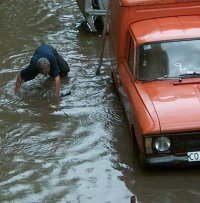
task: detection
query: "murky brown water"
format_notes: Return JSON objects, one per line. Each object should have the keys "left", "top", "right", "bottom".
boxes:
{"left": 1, "top": 1, "right": 200, "bottom": 203}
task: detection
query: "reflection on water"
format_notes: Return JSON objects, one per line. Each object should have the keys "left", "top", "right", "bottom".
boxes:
{"left": 0, "top": 1, "right": 131, "bottom": 202}
{"left": 1, "top": 0, "right": 200, "bottom": 203}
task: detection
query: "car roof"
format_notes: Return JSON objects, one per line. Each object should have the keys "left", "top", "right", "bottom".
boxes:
{"left": 120, "top": 0, "right": 200, "bottom": 6}
{"left": 130, "top": 15, "right": 200, "bottom": 44}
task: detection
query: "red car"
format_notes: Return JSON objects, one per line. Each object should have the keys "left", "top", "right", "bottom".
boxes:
{"left": 109, "top": 0, "right": 200, "bottom": 166}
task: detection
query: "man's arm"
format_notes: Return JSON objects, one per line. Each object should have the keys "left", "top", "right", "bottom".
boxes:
{"left": 54, "top": 75, "right": 61, "bottom": 98}
{"left": 15, "top": 74, "right": 24, "bottom": 92}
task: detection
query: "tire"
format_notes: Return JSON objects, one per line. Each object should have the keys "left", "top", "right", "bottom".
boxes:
{"left": 92, "top": 0, "right": 104, "bottom": 32}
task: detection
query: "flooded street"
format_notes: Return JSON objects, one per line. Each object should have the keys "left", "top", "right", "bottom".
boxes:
{"left": 1, "top": 1, "right": 200, "bottom": 203}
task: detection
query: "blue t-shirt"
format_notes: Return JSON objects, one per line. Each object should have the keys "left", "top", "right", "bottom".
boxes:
{"left": 21, "top": 44, "right": 60, "bottom": 81}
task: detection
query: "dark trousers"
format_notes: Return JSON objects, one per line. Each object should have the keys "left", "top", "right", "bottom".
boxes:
{"left": 49, "top": 45, "right": 70, "bottom": 75}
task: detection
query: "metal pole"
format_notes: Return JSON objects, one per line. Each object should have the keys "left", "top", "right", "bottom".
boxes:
{"left": 96, "top": 0, "right": 110, "bottom": 75}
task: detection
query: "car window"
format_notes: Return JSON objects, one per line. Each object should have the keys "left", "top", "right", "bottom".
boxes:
{"left": 137, "top": 39, "right": 200, "bottom": 80}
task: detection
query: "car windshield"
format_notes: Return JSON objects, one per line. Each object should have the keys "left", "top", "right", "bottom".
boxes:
{"left": 137, "top": 39, "right": 200, "bottom": 81}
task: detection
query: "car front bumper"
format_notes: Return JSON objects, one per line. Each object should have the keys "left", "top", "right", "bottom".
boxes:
{"left": 140, "top": 154, "right": 199, "bottom": 166}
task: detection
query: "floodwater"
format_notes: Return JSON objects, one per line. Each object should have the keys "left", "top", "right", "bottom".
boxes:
{"left": 1, "top": 1, "right": 200, "bottom": 203}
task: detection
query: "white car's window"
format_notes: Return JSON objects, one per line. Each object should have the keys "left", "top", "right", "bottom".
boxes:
{"left": 137, "top": 40, "right": 200, "bottom": 80}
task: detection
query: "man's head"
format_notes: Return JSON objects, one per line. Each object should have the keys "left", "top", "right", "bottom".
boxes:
{"left": 37, "top": 58, "right": 50, "bottom": 76}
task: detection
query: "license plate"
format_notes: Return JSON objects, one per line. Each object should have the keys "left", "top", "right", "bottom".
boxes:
{"left": 187, "top": 151, "right": 200, "bottom": 162}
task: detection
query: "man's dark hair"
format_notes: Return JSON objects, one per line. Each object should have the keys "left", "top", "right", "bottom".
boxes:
{"left": 37, "top": 58, "right": 50, "bottom": 75}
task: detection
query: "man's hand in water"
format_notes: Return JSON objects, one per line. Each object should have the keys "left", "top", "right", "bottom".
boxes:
{"left": 15, "top": 74, "right": 24, "bottom": 93}
{"left": 54, "top": 75, "right": 60, "bottom": 99}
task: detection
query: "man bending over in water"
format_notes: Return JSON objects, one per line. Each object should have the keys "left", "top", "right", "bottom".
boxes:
{"left": 15, "top": 44, "right": 70, "bottom": 98}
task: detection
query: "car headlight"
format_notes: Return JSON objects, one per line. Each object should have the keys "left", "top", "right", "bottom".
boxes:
{"left": 154, "top": 137, "right": 171, "bottom": 152}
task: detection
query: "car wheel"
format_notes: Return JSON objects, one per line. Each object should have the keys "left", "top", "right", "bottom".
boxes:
{"left": 92, "top": 0, "right": 104, "bottom": 31}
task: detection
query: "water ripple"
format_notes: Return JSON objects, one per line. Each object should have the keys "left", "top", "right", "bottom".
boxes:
{"left": 0, "top": 0, "right": 132, "bottom": 203}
